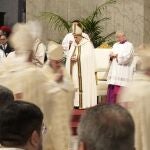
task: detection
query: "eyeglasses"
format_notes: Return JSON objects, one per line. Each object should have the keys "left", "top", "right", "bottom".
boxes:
{"left": 42, "top": 123, "right": 47, "bottom": 135}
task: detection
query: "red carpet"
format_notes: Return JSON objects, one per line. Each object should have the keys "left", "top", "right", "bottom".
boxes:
{"left": 71, "top": 109, "right": 85, "bottom": 135}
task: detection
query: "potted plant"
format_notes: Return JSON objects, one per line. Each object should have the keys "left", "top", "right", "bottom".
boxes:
{"left": 39, "top": 0, "right": 116, "bottom": 48}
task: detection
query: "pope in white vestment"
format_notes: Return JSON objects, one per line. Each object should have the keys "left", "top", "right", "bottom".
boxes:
{"left": 62, "top": 32, "right": 89, "bottom": 51}
{"left": 107, "top": 32, "right": 134, "bottom": 104}
{"left": 66, "top": 25, "right": 97, "bottom": 109}
{"left": 62, "top": 20, "right": 89, "bottom": 57}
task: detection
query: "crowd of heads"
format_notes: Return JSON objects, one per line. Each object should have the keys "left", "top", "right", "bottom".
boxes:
{"left": 0, "top": 85, "right": 42, "bottom": 150}
{"left": 0, "top": 88, "right": 136, "bottom": 150}
{"left": 0, "top": 77, "right": 136, "bottom": 150}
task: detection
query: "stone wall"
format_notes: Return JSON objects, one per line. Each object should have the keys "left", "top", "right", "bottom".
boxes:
{"left": 26, "top": 0, "right": 150, "bottom": 47}
{"left": 0, "top": 0, "right": 26, "bottom": 26}
{"left": 144, "top": 0, "right": 150, "bottom": 44}
{"left": 0, "top": 0, "right": 19, "bottom": 26}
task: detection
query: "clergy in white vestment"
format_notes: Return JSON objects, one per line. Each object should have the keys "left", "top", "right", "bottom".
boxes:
{"left": 6, "top": 21, "right": 46, "bottom": 68}
{"left": 119, "top": 49, "right": 150, "bottom": 150}
{"left": 62, "top": 20, "right": 89, "bottom": 57}
{"left": 0, "top": 23, "right": 48, "bottom": 105}
{"left": 43, "top": 41, "right": 74, "bottom": 93}
{"left": 66, "top": 24, "right": 97, "bottom": 109}
{"left": 42, "top": 41, "right": 74, "bottom": 150}
{"left": 107, "top": 31, "right": 134, "bottom": 104}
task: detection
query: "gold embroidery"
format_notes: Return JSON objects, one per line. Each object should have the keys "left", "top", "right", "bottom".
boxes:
{"left": 70, "top": 46, "right": 83, "bottom": 108}
{"left": 70, "top": 46, "right": 77, "bottom": 76}
{"left": 78, "top": 46, "right": 83, "bottom": 108}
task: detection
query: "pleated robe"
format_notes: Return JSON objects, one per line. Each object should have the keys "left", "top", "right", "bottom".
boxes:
{"left": 66, "top": 38, "right": 97, "bottom": 109}
{"left": 107, "top": 41, "right": 134, "bottom": 87}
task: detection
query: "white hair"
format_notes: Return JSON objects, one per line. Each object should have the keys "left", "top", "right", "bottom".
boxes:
{"left": 116, "top": 31, "right": 126, "bottom": 37}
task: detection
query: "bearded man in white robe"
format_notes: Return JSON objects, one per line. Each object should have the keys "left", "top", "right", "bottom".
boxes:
{"left": 66, "top": 24, "right": 97, "bottom": 109}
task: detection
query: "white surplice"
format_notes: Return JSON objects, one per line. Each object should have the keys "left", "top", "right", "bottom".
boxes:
{"left": 66, "top": 38, "right": 97, "bottom": 109}
{"left": 107, "top": 41, "right": 134, "bottom": 87}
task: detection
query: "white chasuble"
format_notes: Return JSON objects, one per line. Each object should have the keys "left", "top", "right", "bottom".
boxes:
{"left": 66, "top": 38, "right": 97, "bottom": 109}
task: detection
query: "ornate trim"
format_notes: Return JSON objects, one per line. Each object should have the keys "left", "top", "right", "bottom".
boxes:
{"left": 77, "top": 46, "right": 83, "bottom": 108}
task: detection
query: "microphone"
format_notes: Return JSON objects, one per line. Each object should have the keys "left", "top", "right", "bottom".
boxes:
{"left": 69, "top": 41, "right": 73, "bottom": 50}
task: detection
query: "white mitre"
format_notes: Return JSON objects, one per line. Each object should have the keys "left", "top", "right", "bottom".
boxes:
{"left": 9, "top": 23, "right": 34, "bottom": 55}
{"left": 47, "top": 41, "right": 64, "bottom": 60}
{"left": 72, "top": 24, "right": 82, "bottom": 35}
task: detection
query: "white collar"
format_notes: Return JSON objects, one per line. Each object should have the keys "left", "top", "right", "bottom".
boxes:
{"left": 3, "top": 43, "right": 7, "bottom": 49}
{"left": 74, "top": 38, "right": 90, "bottom": 46}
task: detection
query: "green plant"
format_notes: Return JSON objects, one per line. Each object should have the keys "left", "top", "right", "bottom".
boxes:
{"left": 39, "top": 0, "right": 116, "bottom": 48}
{"left": 40, "top": 12, "right": 71, "bottom": 32}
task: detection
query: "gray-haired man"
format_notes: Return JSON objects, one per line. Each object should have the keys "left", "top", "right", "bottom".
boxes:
{"left": 78, "top": 104, "right": 135, "bottom": 150}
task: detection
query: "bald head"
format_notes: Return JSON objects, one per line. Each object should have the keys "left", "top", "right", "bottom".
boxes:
{"left": 116, "top": 31, "right": 127, "bottom": 43}
{"left": 116, "top": 31, "right": 125, "bottom": 36}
